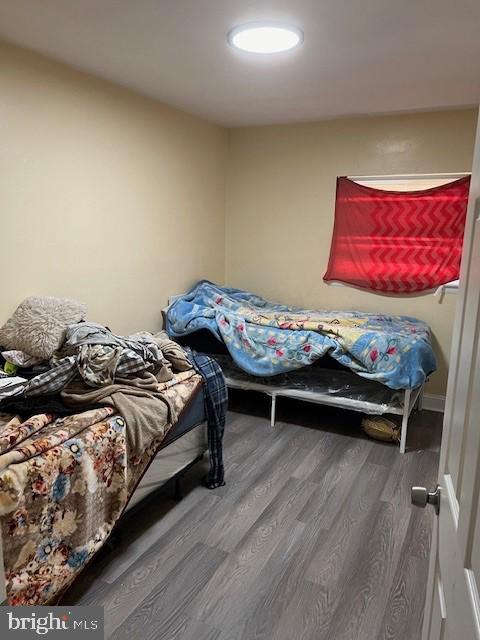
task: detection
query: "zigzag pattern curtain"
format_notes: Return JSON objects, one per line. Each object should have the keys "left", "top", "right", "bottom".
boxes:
{"left": 324, "top": 176, "right": 470, "bottom": 293}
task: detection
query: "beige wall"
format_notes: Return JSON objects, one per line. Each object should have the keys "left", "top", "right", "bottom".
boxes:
{"left": 0, "top": 41, "right": 226, "bottom": 335}
{"left": 1, "top": 40, "right": 477, "bottom": 396}
{"left": 226, "top": 110, "right": 478, "bottom": 395}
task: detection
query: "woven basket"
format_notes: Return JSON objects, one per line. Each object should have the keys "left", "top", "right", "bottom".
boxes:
{"left": 361, "top": 415, "right": 400, "bottom": 442}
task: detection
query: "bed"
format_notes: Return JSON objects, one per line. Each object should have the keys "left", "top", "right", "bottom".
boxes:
{"left": 0, "top": 357, "right": 224, "bottom": 606}
{"left": 166, "top": 280, "right": 437, "bottom": 453}
{"left": 0, "top": 296, "right": 228, "bottom": 606}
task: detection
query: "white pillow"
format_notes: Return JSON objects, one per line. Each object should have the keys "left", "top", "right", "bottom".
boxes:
{"left": 0, "top": 296, "right": 87, "bottom": 360}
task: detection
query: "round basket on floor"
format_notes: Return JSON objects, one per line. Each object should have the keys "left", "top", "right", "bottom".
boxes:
{"left": 361, "top": 415, "right": 400, "bottom": 443}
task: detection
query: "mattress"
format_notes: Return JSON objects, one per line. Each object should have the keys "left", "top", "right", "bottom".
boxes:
{"left": 160, "top": 380, "right": 206, "bottom": 448}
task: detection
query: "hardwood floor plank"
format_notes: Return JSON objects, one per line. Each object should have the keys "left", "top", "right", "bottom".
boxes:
{"left": 193, "top": 479, "right": 314, "bottom": 629}
{"left": 111, "top": 542, "right": 226, "bottom": 640}
{"left": 291, "top": 431, "right": 348, "bottom": 481}
{"left": 269, "top": 463, "right": 387, "bottom": 638}
{"left": 207, "top": 420, "right": 293, "bottom": 502}
{"left": 221, "top": 415, "right": 273, "bottom": 465}
{"left": 66, "top": 407, "right": 441, "bottom": 640}
{"left": 307, "top": 434, "right": 372, "bottom": 483}
{"left": 297, "top": 437, "right": 373, "bottom": 528}
{"left": 270, "top": 579, "right": 329, "bottom": 640}
{"left": 225, "top": 520, "right": 323, "bottom": 640}
{"left": 365, "top": 440, "right": 398, "bottom": 467}
{"left": 282, "top": 420, "right": 339, "bottom": 451}
{"left": 100, "top": 492, "right": 219, "bottom": 585}
{"left": 376, "top": 507, "right": 434, "bottom": 640}
{"left": 203, "top": 442, "right": 312, "bottom": 553}
{"left": 100, "top": 494, "right": 223, "bottom": 635}
{"left": 181, "top": 620, "right": 221, "bottom": 640}
{"left": 99, "top": 492, "right": 219, "bottom": 584}
{"left": 318, "top": 501, "right": 410, "bottom": 640}
{"left": 305, "top": 462, "right": 386, "bottom": 585}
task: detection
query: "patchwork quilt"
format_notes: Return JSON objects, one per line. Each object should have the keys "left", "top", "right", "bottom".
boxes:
{"left": 166, "top": 281, "right": 437, "bottom": 390}
{"left": 0, "top": 370, "right": 201, "bottom": 605}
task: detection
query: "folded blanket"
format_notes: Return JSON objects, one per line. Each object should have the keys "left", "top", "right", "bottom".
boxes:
{"left": 61, "top": 372, "right": 179, "bottom": 455}
{"left": 150, "top": 330, "right": 192, "bottom": 372}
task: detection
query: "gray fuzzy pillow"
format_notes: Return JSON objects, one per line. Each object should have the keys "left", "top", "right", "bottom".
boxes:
{"left": 0, "top": 296, "right": 87, "bottom": 360}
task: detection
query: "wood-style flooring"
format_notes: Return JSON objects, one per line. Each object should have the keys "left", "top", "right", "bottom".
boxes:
{"left": 64, "top": 391, "right": 441, "bottom": 640}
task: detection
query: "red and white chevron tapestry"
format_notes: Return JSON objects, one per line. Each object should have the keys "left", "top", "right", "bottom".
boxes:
{"left": 324, "top": 176, "right": 470, "bottom": 293}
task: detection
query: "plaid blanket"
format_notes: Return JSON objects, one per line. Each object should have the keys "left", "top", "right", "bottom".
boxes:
{"left": 184, "top": 349, "right": 227, "bottom": 489}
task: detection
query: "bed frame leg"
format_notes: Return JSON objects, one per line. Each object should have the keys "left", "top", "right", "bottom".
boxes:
{"left": 174, "top": 476, "right": 183, "bottom": 501}
{"left": 417, "top": 386, "right": 424, "bottom": 412}
{"left": 399, "top": 388, "right": 411, "bottom": 454}
{"left": 270, "top": 394, "right": 277, "bottom": 428}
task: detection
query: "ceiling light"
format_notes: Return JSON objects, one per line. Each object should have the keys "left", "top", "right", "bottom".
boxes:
{"left": 228, "top": 22, "right": 303, "bottom": 54}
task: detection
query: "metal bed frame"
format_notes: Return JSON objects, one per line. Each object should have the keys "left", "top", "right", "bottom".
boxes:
{"left": 162, "top": 294, "right": 425, "bottom": 453}
{"left": 164, "top": 297, "right": 424, "bottom": 454}
{"left": 225, "top": 373, "right": 424, "bottom": 454}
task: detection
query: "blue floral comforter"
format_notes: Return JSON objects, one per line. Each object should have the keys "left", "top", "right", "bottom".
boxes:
{"left": 166, "top": 281, "right": 437, "bottom": 390}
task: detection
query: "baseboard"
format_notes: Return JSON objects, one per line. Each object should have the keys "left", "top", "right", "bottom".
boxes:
{"left": 423, "top": 393, "right": 445, "bottom": 413}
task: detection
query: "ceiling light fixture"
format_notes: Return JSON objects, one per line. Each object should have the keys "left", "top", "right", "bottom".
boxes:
{"left": 228, "top": 22, "right": 303, "bottom": 54}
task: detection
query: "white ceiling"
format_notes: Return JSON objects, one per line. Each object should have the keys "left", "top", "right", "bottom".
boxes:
{"left": 0, "top": 0, "right": 479, "bottom": 127}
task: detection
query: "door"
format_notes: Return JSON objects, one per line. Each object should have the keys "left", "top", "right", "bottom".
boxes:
{"left": 419, "top": 108, "right": 480, "bottom": 640}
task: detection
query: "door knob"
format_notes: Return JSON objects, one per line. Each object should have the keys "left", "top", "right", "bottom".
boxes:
{"left": 411, "top": 485, "right": 440, "bottom": 514}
